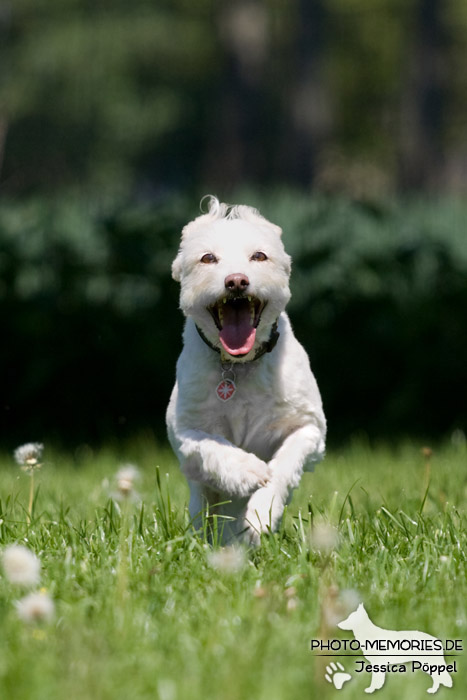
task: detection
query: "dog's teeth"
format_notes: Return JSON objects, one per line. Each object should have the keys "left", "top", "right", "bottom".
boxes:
{"left": 247, "top": 296, "right": 252, "bottom": 302}
{"left": 223, "top": 297, "right": 227, "bottom": 304}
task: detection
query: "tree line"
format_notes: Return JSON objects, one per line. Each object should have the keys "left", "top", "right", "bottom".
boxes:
{"left": 1, "top": 0, "right": 466, "bottom": 198}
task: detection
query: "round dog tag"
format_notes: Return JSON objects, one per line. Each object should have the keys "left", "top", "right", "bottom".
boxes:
{"left": 216, "top": 379, "right": 236, "bottom": 402}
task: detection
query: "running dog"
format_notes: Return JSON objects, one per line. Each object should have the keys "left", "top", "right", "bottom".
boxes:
{"left": 166, "top": 197, "right": 326, "bottom": 544}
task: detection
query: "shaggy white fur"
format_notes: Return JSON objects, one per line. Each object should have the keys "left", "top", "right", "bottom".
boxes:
{"left": 166, "top": 197, "right": 326, "bottom": 545}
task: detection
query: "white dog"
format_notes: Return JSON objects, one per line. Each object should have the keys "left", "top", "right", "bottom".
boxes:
{"left": 166, "top": 197, "right": 326, "bottom": 544}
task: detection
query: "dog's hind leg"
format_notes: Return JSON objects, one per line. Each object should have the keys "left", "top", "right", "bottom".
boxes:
{"left": 187, "top": 480, "right": 204, "bottom": 532}
{"left": 188, "top": 481, "right": 246, "bottom": 544}
{"left": 365, "top": 671, "right": 386, "bottom": 694}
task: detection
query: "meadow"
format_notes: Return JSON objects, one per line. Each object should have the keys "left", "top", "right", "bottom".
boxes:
{"left": 0, "top": 438, "right": 466, "bottom": 699}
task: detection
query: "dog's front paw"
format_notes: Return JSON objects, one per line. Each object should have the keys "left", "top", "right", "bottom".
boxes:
{"left": 243, "top": 454, "right": 272, "bottom": 490}
{"left": 243, "top": 486, "right": 285, "bottom": 545}
{"left": 207, "top": 453, "right": 271, "bottom": 498}
{"left": 223, "top": 453, "right": 272, "bottom": 497}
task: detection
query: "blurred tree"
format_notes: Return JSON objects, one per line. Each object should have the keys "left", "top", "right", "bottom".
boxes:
{"left": 0, "top": 0, "right": 217, "bottom": 194}
{"left": 1, "top": 193, "right": 466, "bottom": 445}
{"left": 279, "top": 0, "right": 332, "bottom": 186}
{"left": 444, "top": 2, "right": 467, "bottom": 190}
{"left": 202, "top": 1, "right": 271, "bottom": 188}
{"left": 398, "top": 0, "right": 448, "bottom": 190}
{"left": 0, "top": 0, "right": 466, "bottom": 195}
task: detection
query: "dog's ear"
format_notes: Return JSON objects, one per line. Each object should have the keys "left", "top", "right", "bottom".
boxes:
{"left": 266, "top": 222, "right": 284, "bottom": 238}
{"left": 171, "top": 252, "right": 183, "bottom": 282}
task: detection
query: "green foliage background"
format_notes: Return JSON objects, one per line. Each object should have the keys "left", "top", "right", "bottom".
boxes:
{"left": 1, "top": 192, "right": 466, "bottom": 445}
{"left": 1, "top": 1, "right": 467, "bottom": 444}
{"left": 2, "top": 0, "right": 467, "bottom": 194}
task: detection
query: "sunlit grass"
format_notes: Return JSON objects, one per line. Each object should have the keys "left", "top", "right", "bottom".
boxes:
{"left": 0, "top": 439, "right": 466, "bottom": 699}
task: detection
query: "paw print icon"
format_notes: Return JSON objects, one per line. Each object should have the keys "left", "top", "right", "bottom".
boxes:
{"left": 325, "top": 662, "right": 352, "bottom": 690}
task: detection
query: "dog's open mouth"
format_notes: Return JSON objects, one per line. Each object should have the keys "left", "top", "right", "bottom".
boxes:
{"left": 208, "top": 296, "right": 265, "bottom": 356}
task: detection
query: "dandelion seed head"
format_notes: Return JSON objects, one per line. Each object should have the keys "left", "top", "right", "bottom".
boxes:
{"left": 2, "top": 544, "right": 41, "bottom": 586}
{"left": 207, "top": 545, "right": 246, "bottom": 574}
{"left": 310, "top": 521, "right": 339, "bottom": 554}
{"left": 339, "top": 588, "right": 361, "bottom": 614}
{"left": 118, "top": 478, "right": 133, "bottom": 495}
{"left": 15, "top": 591, "right": 55, "bottom": 624}
{"left": 14, "top": 443, "right": 44, "bottom": 472}
{"left": 451, "top": 429, "right": 466, "bottom": 448}
{"left": 284, "top": 586, "right": 297, "bottom": 598}
{"left": 253, "top": 585, "right": 267, "bottom": 598}
{"left": 115, "top": 464, "right": 140, "bottom": 497}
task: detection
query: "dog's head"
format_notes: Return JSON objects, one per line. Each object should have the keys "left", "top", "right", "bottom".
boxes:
{"left": 172, "top": 197, "right": 291, "bottom": 361}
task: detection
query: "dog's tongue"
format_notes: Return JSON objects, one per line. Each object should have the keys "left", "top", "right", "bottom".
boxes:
{"left": 219, "top": 302, "right": 256, "bottom": 356}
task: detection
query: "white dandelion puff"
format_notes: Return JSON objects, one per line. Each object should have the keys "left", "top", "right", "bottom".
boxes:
{"left": 207, "top": 545, "right": 246, "bottom": 574}
{"left": 14, "top": 442, "right": 44, "bottom": 473}
{"left": 286, "top": 597, "right": 299, "bottom": 612}
{"left": 2, "top": 545, "right": 41, "bottom": 586}
{"left": 284, "top": 585, "right": 297, "bottom": 598}
{"left": 310, "top": 521, "right": 339, "bottom": 554}
{"left": 15, "top": 591, "right": 55, "bottom": 624}
{"left": 339, "top": 588, "right": 361, "bottom": 615}
{"left": 115, "top": 464, "right": 140, "bottom": 498}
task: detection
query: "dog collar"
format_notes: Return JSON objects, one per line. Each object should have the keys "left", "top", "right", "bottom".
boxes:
{"left": 195, "top": 320, "right": 280, "bottom": 401}
{"left": 195, "top": 320, "right": 280, "bottom": 362}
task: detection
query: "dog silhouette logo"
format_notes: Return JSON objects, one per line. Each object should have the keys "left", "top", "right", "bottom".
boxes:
{"left": 337, "top": 604, "right": 454, "bottom": 694}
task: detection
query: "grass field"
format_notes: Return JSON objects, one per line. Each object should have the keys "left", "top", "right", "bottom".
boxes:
{"left": 0, "top": 438, "right": 466, "bottom": 699}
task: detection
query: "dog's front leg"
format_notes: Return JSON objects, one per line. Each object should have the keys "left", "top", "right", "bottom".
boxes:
{"left": 269, "top": 422, "right": 325, "bottom": 491}
{"left": 175, "top": 428, "right": 272, "bottom": 498}
{"left": 244, "top": 423, "right": 325, "bottom": 543}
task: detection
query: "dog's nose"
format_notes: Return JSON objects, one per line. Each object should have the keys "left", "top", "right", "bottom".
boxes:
{"left": 224, "top": 273, "right": 250, "bottom": 292}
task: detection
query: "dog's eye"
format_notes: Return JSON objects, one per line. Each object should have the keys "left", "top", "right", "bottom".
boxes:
{"left": 200, "top": 253, "right": 218, "bottom": 264}
{"left": 250, "top": 251, "right": 268, "bottom": 262}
